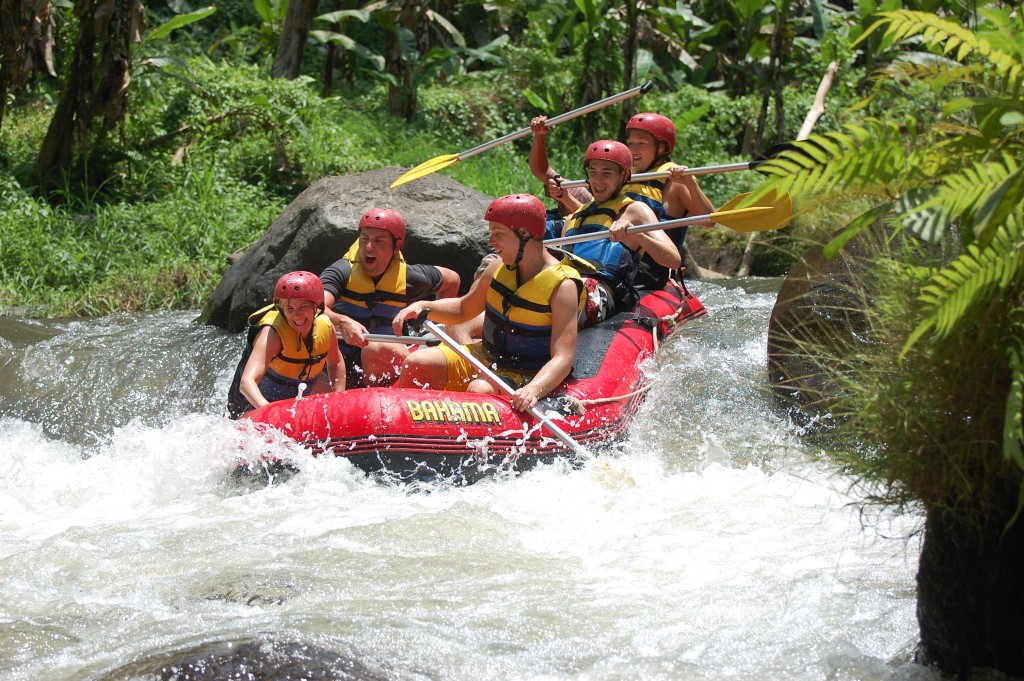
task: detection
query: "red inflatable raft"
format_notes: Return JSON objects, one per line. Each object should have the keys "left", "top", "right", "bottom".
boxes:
{"left": 240, "top": 281, "right": 705, "bottom": 482}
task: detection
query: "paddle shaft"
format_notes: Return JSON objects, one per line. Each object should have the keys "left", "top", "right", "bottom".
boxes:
{"left": 545, "top": 213, "right": 713, "bottom": 247}
{"left": 545, "top": 188, "right": 791, "bottom": 240}
{"left": 364, "top": 333, "right": 440, "bottom": 346}
{"left": 421, "top": 318, "right": 590, "bottom": 459}
{"left": 559, "top": 159, "right": 764, "bottom": 189}
{"left": 456, "top": 81, "right": 654, "bottom": 162}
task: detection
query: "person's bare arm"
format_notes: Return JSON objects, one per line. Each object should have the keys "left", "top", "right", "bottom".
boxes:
{"left": 666, "top": 165, "right": 715, "bottom": 225}
{"left": 323, "top": 291, "right": 369, "bottom": 347}
{"left": 435, "top": 266, "right": 461, "bottom": 298}
{"left": 239, "top": 326, "right": 278, "bottom": 410}
{"left": 326, "top": 331, "right": 346, "bottom": 392}
{"left": 510, "top": 279, "right": 579, "bottom": 411}
{"left": 611, "top": 202, "right": 681, "bottom": 269}
{"left": 392, "top": 259, "right": 498, "bottom": 334}
{"left": 529, "top": 116, "right": 554, "bottom": 184}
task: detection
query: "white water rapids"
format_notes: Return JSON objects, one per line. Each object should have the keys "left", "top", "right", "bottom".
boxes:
{"left": 0, "top": 280, "right": 935, "bottom": 680}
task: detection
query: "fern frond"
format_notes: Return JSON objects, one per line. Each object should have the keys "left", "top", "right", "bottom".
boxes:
{"left": 906, "top": 211, "right": 1024, "bottom": 347}
{"left": 865, "top": 10, "right": 1022, "bottom": 83}
{"left": 900, "top": 157, "right": 1021, "bottom": 243}
{"left": 755, "top": 120, "right": 908, "bottom": 200}
{"left": 946, "top": 158, "right": 1017, "bottom": 212}
{"left": 879, "top": 59, "right": 1022, "bottom": 97}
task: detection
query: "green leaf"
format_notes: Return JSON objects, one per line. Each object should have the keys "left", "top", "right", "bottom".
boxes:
{"left": 148, "top": 6, "right": 217, "bottom": 43}
{"left": 823, "top": 202, "right": 891, "bottom": 259}
{"left": 316, "top": 9, "right": 370, "bottom": 24}
{"left": 808, "top": 0, "right": 830, "bottom": 38}
{"left": 425, "top": 9, "right": 465, "bottom": 48}
{"left": 253, "top": 0, "right": 272, "bottom": 24}
{"left": 522, "top": 88, "right": 550, "bottom": 111}
{"left": 1005, "top": 338, "right": 1024, "bottom": 473}
{"left": 973, "top": 166, "right": 1024, "bottom": 244}
{"left": 1001, "top": 111, "right": 1024, "bottom": 126}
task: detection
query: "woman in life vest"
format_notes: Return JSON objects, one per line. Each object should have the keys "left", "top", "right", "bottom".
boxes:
{"left": 391, "top": 194, "right": 585, "bottom": 413}
{"left": 624, "top": 112, "right": 715, "bottom": 289}
{"left": 226, "top": 271, "right": 346, "bottom": 418}
{"left": 319, "top": 207, "right": 461, "bottom": 388}
{"left": 561, "top": 139, "right": 681, "bottom": 325}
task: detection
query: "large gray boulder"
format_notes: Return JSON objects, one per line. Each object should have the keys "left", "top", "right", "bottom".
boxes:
{"left": 199, "top": 166, "right": 494, "bottom": 332}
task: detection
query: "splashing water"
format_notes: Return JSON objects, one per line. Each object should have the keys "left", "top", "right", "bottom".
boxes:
{"left": 0, "top": 282, "right": 933, "bottom": 680}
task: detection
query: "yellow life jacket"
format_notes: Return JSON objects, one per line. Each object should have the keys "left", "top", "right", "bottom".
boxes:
{"left": 333, "top": 242, "right": 416, "bottom": 332}
{"left": 483, "top": 259, "right": 584, "bottom": 371}
{"left": 248, "top": 304, "right": 333, "bottom": 381}
{"left": 623, "top": 160, "right": 689, "bottom": 289}
{"left": 623, "top": 160, "right": 676, "bottom": 221}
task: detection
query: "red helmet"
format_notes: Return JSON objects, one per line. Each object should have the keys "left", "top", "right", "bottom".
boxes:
{"left": 358, "top": 208, "right": 406, "bottom": 250}
{"left": 273, "top": 271, "right": 324, "bottom": 308}
{"left": 485, "top": 194, "right": 546, "bottom": 239}
{"left": 626, "top": 112, "right": 676, "bottom": 154}
{"left": 584, "top": 140, "right": 632, "bottom": 182}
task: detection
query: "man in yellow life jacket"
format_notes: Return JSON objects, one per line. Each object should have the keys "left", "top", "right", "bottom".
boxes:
{"left": 225, "top": 271, "right": 346, "bottom": 419}
{"left": 319, "top": 208, "right": 461, "bottom": 387}
{"left": 392, "top": 194, "right": 585, "bottom": 413}
{"left": 562, "top": 139, "right": 681, "bottom": 326}
{"left": 624, "top": 112, "right": 716, "bottom": 289}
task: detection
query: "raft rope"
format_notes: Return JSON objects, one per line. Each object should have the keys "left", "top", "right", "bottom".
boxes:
{"left": 641, "top": 278, "right": 692, "bottom": 352}
{"left": 560, "top": 279, "right": 693, "bottom": 414}
{"left": 560, "top": 378, "right": 660, "bottom": 415}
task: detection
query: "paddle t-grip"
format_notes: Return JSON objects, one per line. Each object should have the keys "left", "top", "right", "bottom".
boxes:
{"left": 403, "top": 307, "right": 431, "bottom": 336}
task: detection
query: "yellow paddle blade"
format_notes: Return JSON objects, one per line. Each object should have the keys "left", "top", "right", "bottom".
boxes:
{"left": 389, "top": 153, "right": 461, "bottom": 189}
{"left": 713, "top": 189, "right": 793, "bottom": 232}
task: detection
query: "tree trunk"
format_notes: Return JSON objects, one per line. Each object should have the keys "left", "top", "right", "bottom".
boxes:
{"left": 619, "top": 0, "right": 639, "bottom": 136}
{"left": 271, "top": 0, "right": 318, "bottom": 80}
{"left": 36, "top": 0, "right": 98, "bottom": 185}
{"left": 36, "top": 0, "right": 141, "bottom": 189}
{"left": 917, "top": 505, "right": 1024, "bottom": 679}
{"left": 0, "top": 0, "right": 28, "bottom": 132}
{"left": 752, "top": 0, "right": 788, "bottom": 152}
{"left": 385, "top": 0, "right": 420, "bottom": 121}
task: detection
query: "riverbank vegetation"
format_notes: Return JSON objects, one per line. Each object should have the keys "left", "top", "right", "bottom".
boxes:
{"left": 1, "top": 0, "right": 934, "bottom": 317}
{"left": 758, "top": 8, "right": 1024, "bottom": 676}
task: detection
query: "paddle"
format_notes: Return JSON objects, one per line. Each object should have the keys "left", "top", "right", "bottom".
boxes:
{"left": 364, "top": 333, "right": 441, "bottom": 346}
{"left": 416, "top": 314, "right": 592, "bottom": 460}
{"left": 558, "top": 143, "right": 796, "bottom": 189}
{"left": 544, "top": 189, "right": 793, "bottom": 245}
{"left": 390, "top": 81, "right": 655, "bottom": 189}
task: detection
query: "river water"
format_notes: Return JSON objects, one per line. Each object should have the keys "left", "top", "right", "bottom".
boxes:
{"left": 0, "top": 279, "right": 933, "bottom": 680}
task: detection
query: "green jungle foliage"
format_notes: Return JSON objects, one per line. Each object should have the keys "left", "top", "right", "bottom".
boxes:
{"left": 756, "top": 8, "right": 1024, "bottom": 526}
{"left": 0, "top": 0, "right": 954, "bottom": 316}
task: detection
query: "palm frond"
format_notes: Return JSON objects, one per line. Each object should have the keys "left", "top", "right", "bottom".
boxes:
{"left": 862, "top": 10, "right": 1022, "bottom": 83}
{"left": 903, "top": 210, "right": 1024, "bottom": 350}
{"left": 899, "top": 156, "right": 1021, "bottom": 243}
{"left": 754, "top": 120, "right": 909, "bottom": 201}
{"left": 878, "top": 59, "right": 1021, "bottom": 97}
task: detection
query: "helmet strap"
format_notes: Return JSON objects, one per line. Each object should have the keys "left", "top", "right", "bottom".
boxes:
{"left": 514, "top": 235, "right": 530, "bottom": 265}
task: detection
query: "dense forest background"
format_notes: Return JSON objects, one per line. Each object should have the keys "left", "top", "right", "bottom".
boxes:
{"left": 0, "top": 0, "right": 952, "bottom": 316}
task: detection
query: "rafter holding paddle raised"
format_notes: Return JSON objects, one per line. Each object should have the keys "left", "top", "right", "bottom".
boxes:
{"left": 390, "top": 81, "right": 655, "bottom": 189}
